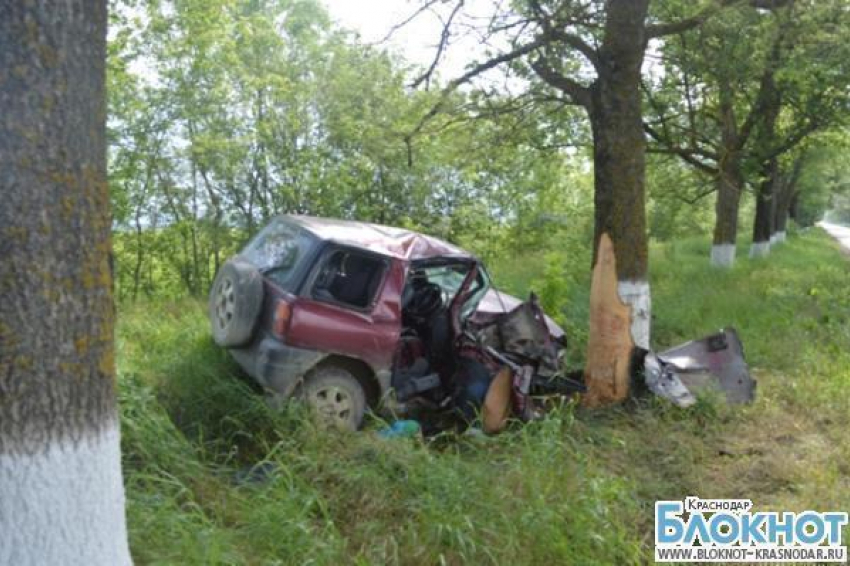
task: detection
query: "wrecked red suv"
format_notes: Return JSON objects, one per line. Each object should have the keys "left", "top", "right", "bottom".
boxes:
{"left": 209, "top": 215, "right": 575, "bottom": 430}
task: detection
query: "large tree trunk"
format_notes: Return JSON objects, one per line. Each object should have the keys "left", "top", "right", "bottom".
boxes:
{"left": 788, "top": 190, "right": 801, "bottom": 224}
{"left": 749, "top": 67, "right": 780, "bottom": 258}
{"left": 589, "top": 0, "right": 651, "bottom": 349}
{"left": 711, "top": 83, "right": 744, "bottom": 267}
{"left": 751, "top": 158, "right": 777, "bottom": 257}
{"left": 0, "top": 2, "right": 131, "bottom": 564}
{"left": 712, "top": 160, "right": 744, "bottom": 267}
{"left": 772, "top": 174, "right": 790, "bottom": 244}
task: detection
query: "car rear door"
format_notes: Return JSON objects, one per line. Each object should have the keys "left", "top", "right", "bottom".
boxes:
{"left": 285, "top": 245, "right": 404, "bottom": 371}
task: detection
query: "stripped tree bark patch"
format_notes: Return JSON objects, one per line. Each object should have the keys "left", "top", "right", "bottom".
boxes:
{"left": 583, "top": 233, "right": 634, "bottom": 407}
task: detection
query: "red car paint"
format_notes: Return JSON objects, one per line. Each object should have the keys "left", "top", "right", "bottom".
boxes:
{"left": 284, "top": 258, "right": 405, "bottom": 372}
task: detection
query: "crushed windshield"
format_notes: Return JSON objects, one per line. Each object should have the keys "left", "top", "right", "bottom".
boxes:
{"left": 417, "top": 263, "right": 489, "bottom": 318}
{"left": 420, "top": 264, "right": 469, "bottom": 299}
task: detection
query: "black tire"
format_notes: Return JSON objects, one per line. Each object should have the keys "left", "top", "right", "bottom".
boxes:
{"left": 209, "top": 258, "right": 263, "bottom": 347}
{"left": 301, "top": 366, "right": 367, "bottom": 430}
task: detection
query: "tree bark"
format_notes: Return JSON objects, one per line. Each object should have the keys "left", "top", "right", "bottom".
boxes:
{"left": 749, "top": 53, "right": 781, "bottom": 258}
{"left": 711, "top": 81, "right": 744, "bottom": 267}
{"left": 133, "top": 206, "right": 145, "bottom": 300}
{"left": 712, "top": 159, "right": 744, "bottom": 267}
{"left": 772, "top": 156, "right": 803, "bottom": 242}
{"left": 589, "top": 0, "right": 651, "bottom": 348}
{"left": 788, "top": 190, "right": 801, "bottom": 224}
{"left": 751, "top": 158, "right": 778, "bottom": 257}
{"left": 772, "top": 174, "right": 789, "bottom": 242}
{"left": 0, "top": 1, "right": 131, "bottom": 564}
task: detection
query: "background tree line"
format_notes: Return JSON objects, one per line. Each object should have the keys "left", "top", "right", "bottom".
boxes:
{"left": 107, "top": 0, "right": 850, "bottom": 304}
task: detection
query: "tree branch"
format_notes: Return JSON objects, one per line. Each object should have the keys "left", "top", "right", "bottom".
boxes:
{"left": 547, "top": 29, "right": 600, "bottom": 69}
{"left": 641, "top": 79, "right": 719, "bottom": 160}
{"left": 676, "top": 184, "right": 718, "bottom": 205}
{"left": 529, "top": 0, "right": 599, "bottom": 68}
{"left": 647, "top": 0, "right": 791, "bottom": 38}
{"left": 647, "top": 0, "right": 741, "bottom": 38}
{"left": 529, "top": 55, "right": 592, "bottom": 108}
{"left": 377, "top": 0, "right": 441, "bottom": 44}
{"left": 410, "top": 0, "right": 466, "bottom": 89}
{"left": 767, "top": 119, "right": 822, "bottom": 160}
{"left": 644, "top": 123, "right": 719, "bottom": 174}
{"left": 406, "top": 37, "right": 547, "bottom": 143}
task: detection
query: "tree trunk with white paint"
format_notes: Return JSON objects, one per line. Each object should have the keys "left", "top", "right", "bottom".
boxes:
{"left": 0, "top": 1, "right": 131, "bottom": 564}
{"left": 772, "top": 177, "right": 789, "bottom": 245}
{"left": 749, "top": 63, "right": 781, "bottom": 259}
{"left": 589, "top": 0, "right": 652, "bottom": 349}
{"left": 711, "top": 158, "right": 745, "bottom": 267}
{"left": 751, "top": 159, "right": 777, "bottom": 258}
{"left": 772, "top": 156, "right": 804, "bottom": 244}
{"left": 530, "top": 0, "right": 651, "bottom": 349}
{"left": 711, "top": 83, "right": 744, "bottom": 268}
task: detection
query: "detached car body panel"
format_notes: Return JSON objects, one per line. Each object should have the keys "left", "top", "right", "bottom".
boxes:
{"left": 644, "top": 328, "right": 756, "bottom": 407}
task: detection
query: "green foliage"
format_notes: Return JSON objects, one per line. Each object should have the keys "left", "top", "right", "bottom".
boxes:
{"left": 107, "top": 0, "right": 850, "bottom": 299}
{"left": 108, "top": 0, "right": 606, "bottom": 298}
{"left": 646, "top": 155, "right": 715, "bottom": 241}
{"left": 646, "top": 0, "right": 850, "bottom": 236}
{"left": 799, "top": 133, "right": 850, "bottom": 226}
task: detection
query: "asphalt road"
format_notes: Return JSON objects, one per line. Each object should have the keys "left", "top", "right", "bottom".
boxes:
{"left": 818, "top": 221, "right": 850, "bottom": 253}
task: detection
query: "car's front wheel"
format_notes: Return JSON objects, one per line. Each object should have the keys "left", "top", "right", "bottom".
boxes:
{"left": 301, "top": 366, "right": 367, "bottom": 430}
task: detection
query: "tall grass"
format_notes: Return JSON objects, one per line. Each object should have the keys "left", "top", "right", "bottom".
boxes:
{"left": 118, "top": 229, "right": 850, "bottom": 564}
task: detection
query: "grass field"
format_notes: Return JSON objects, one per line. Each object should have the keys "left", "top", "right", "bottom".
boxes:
{"left": 117, "top": 228, "right": 850, "bottom": 565}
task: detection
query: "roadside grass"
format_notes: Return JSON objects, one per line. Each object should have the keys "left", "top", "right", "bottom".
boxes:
{"left": 118, "top": 229, "right": 850, "bottom": 565}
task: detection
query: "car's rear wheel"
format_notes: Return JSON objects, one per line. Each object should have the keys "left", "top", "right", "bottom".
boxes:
{"left": 209, "top": 258, "right": 263, "bottom": 347}
{"left": 301, "top": 366, "right": 367, "bottom": 430}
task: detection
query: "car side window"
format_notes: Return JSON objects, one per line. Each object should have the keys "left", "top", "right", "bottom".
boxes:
{"left": 311, "top": 249, "right": 386, "bottom": 310}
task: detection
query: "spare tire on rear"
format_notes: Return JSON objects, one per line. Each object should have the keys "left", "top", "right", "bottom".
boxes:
{"left": 209, "top": 258, "right": 264, "bottom": 347}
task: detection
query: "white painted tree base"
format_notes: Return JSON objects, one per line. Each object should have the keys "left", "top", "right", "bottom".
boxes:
{"left": 617, "top": 280, "right": 651, "bottom": 350}
{"left": 0, "top": 423, "right": 131, "bottom": 566}
{"left": 710, "top": 244, "right": 736, "bottom": 268}
{"left": 750, "top": 241, "right": 771, "bottom": 258}
{"left": 771, "top": 231, "right": 787, "bottom": 244}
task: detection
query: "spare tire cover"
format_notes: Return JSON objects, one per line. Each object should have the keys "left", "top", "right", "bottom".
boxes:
{"left": 209, "top": 258, "right": 264, "bottom": 347}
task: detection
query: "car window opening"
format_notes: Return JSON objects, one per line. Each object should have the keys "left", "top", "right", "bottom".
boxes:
{"left": 393, "top": 262, "right": 478, "bottom": 395}
{"left": 312, "top": 250, "right": 385, "bottom": 309}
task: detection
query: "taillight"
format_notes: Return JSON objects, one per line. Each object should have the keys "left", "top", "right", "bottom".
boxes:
{"left": 273, "top": 300, "right": 292, "bottom": 339}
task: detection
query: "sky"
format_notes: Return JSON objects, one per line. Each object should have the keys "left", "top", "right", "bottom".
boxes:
{"left": 320, "top": 0, "right": 498, "bottom": 84}
{"left": 319, "top": 2, "right": 662, "bottom": 92}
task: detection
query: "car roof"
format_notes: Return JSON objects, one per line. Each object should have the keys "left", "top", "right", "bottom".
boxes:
{"left": 284, "top": 214, "right": 475, "bottom": 261}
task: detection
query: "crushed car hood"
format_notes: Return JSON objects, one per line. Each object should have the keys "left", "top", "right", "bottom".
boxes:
{"left": 473, "top": 289, "right": 566, "bottom": 340}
